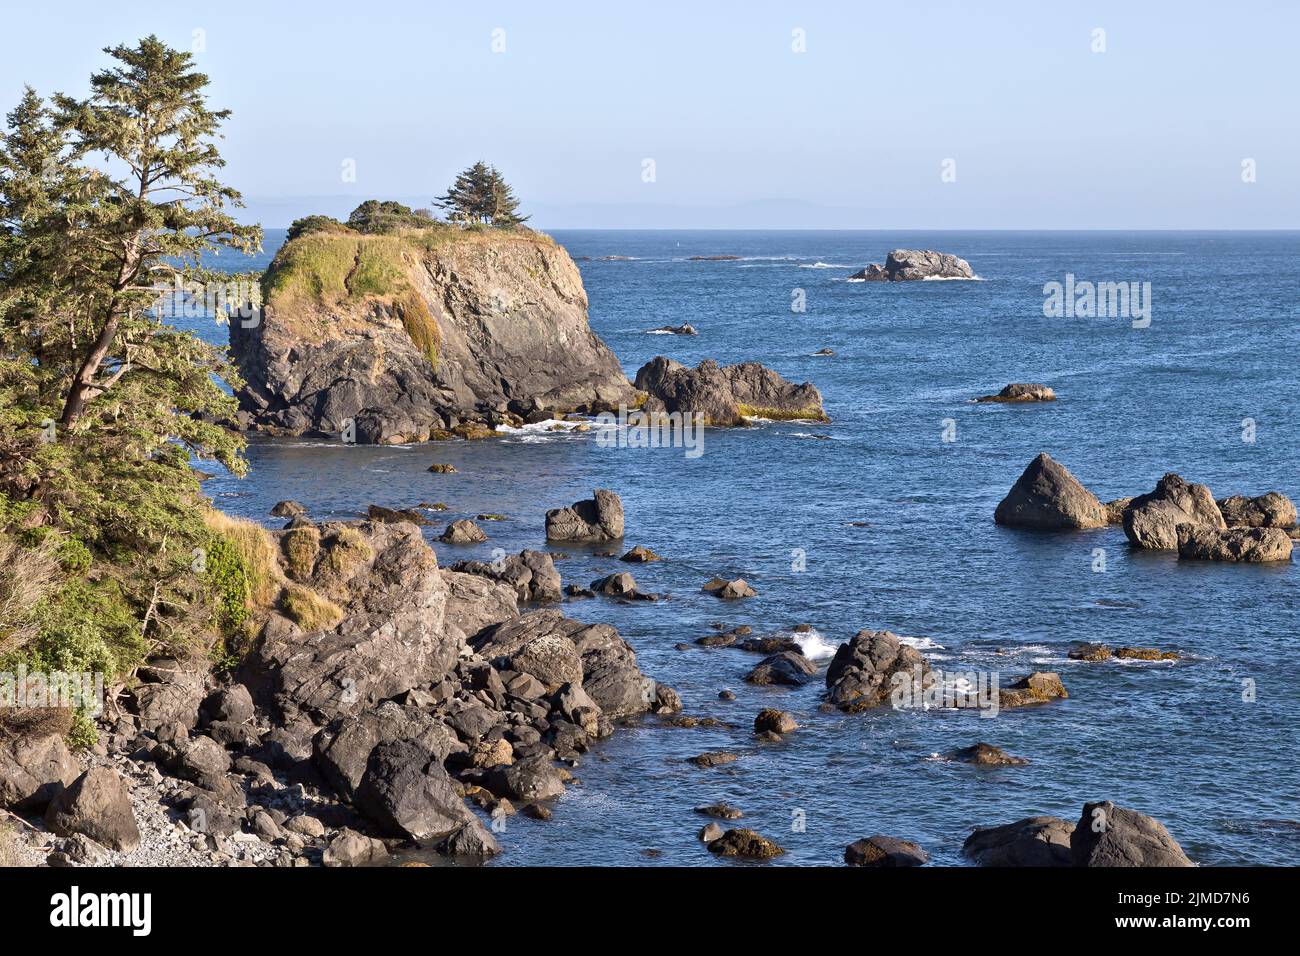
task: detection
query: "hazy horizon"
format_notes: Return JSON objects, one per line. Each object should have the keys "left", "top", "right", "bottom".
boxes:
{"left": 5, "top": 0, "right": 1298, "bottom": 229}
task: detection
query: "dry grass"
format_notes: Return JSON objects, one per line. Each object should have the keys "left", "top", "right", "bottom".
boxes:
{"left": 0, "top": 535, "right": 59, "bottom": 659}
{"left": 281, "top": 525, "right": 321, "bottom": 582}
{"left": 202, "top": 510, "right": 282, "bottom": 610}
{"left": 281, "top": 584, "right": 344, "bottom": 632}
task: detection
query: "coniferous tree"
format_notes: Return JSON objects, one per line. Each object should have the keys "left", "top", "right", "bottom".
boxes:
{"left": 434, "top": 161, "right": 529, "bottom": 225}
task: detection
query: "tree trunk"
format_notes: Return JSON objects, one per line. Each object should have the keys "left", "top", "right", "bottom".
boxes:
{"left": 59, "top": 311, "right": 119, "bottom": 427}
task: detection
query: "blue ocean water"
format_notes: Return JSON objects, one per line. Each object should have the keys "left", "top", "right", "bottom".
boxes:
{"left": 202, "top": 230, "right": 1300, "bottom": 866}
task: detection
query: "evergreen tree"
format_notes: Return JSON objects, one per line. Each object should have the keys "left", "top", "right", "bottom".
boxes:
{"left": 434, "top": 161, "right": 528, "bottom": 225}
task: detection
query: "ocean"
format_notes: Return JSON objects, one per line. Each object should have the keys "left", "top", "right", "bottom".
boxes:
{"left": 197, "top": 229, "right": 1300, "bottom": 865}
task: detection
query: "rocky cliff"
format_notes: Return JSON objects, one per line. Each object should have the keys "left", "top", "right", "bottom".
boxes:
{"left": 231, "top": 224, "right": 636, "bottom": 443}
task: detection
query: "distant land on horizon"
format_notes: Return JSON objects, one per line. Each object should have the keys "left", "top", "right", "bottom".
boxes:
{"left": 238, "top": 195, "right": 1300, "bottom": 233}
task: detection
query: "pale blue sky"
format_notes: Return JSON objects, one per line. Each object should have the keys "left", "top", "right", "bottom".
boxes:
{"left": 4, "top": 1, "right": 1297, "bottom": 228}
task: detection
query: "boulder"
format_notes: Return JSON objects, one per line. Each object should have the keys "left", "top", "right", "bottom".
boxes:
{"left": 634, "top": 357, "right": 828, "bottom": 426}
{"left": 706, "top": 828, "right": 785, "bottom": 859}
{"left": 1103, "top": 498, "right": 1132, "bottom": 525}
{"left": 701, "top": 577, "right": 757, "bottom": 599}
{"left": 1123, "top": 473, "right": 1225, "bottom": 550}
{"left": 699, "top": 822, "right": 724, "bottom": 842}
{"left": 1216, "top": 492, "right": 1297, "bottom": 529}
{"left": 964, "top": 816, "right": 1075, "bottom": 866}
{"left": 545, "top": 489, "right": 624, "bottom": 541}
{"left": 976, "top": 383, "right": 1056, "bottom": 403}
{"left": 591, "top": 571, "right": 640, "bottom": 597}
{"left": 849, "top": 249, "right": 975, "bottom": 282}
{"left": 439, "top": 519, "right": 487, "bottom": 544}
{"left": 44, "top": 766, "right": 140, "bottom": 852}
{"left": 206, "top": 684, "right": 255, "bottom": 725}
{"left": 1177, "top": 525, "right": 1293, "bottom": 563}
{"left": 745, "top": 651, "right": 817, "bottom": 687}
{"left": 998, "top": 672, "right": 1068, "bottom": 708}
{"left": 270, "top": 500, "right": 307, "bottom": 518}
{"left": 0, "top": 727, "right": 78, "bottom": 811}
{"left": 620, "top": 545, "right": 661, "bottom": 563}
{"left": 695, "top": 802, "right": 744, "bottom": 820}
{"left": 450, "top": 550, "right": 561, "bottom": 603}
{"left": 994, "top": 453, "right": 1107, "bottom": 530}
{"left": 368, "top": 504, "right": 432, "bottom": 526}
{"left": 313, "top": 702, "right": 459, "bottom": 801}
{"left": 484, "top": 755, "right": 565, "bottom": 802}
{"left": 434, "top": 816, "right": 501, "bottom": 858}
{"left": 825, "top": 630, "right": 928, "bottom": 712}
{"left": 946, "top": 743, "right": 1029, "bottom": 766}
{"left": 688, "top": 751, "right": 738, "bottom": 768}
{"left": 321, "top": 828, "right": 389, "bottom": 867}
{"left": 354, "top": 739, "right": 473, "bottom": 842}
{"left": 230, "top": 227, "right": 635, "bottom": 443}
{"left": 1071, "top": 801, "right": 1192, "bottom": 867}
{"left": 753, "top": 709, "right": 798, "bottom": 735}
{"left": 844, "top": 835, "right": 929, "bottom": 867}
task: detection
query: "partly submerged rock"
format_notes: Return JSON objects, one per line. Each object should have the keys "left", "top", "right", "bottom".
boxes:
{"left": 701, "top": 577, "right": 757, "bottom": 599}
{"left": 1071, "top": 801, "right": 1192, "bottom": 867}
{"left": 1176, "top": 525, "right": 1293, "bottom": 563}
{"left": 976, "top": 383, "right": 1056, "bottom": 403}
{"left": 963, "top": 816, "right": 1074, "bottom": 867}
{"left": 545, "top": 489, "right": 624, "bottom": 542}
{"left": 439, "top": 519, "right": 487, "bottom": 544}
{"left": 1123, "top": 473, "right": 1225, "bottom": 550}
{"left": 998, "top": 672, "right": 1068, "bottom": 708}
{"left": 745, "top": 651, "right": 817, "bottom": 687}
{"left": 945, "top": 743, "right": 1029, "bottom": 766}
{"left": 1216, "top": 492, "right": 1297, "bottom": 529}
{"left": 844, "top": 835, "right": 929, "bottom": 867}
{"left": 633, "top": 357, "right": 828, "bottom": 426}
{"left": 753, "top": 708, "right": 798, "bottom": 735}
{"left": 706, "top": 828, "right": 785, "bottom": 859}
{"left": 849, "top": 249, "right": 975, "bottom": 282}
{"left": 825, "top": 630, "right": 928, "bottom": 712}
{"left": 994, "top": 453, "right": 1107, "bottom": 530}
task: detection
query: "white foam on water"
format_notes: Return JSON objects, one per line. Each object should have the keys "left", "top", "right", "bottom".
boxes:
{"left": 900, "top": 636, "right": 946, "bottom": 651}
{"left": 793, "top": 629, "right": 838, "bottom": 660}
{"left": 920, "top": 274, "right": 985, "bottom": 281}
{"left": 799, "top": 262, "right": 854, "bottom": 269}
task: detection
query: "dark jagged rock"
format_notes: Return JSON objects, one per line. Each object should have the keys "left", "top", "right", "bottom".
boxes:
{"left": 1071, "top": 801, "right": 1192, "bottom": 867}
{"left": 354, "top": 739, "right": 473, "bottom": 842}
{"left": 43, "top": 767, "right": 141, "bottom": 852}
{"left": 976, "top": 383, "right": 1056, "bottom": 403}
{"left": 1177, "top": 525, "right": 1293, "bottom": 562}
{"left": 826, "top": 630, "right": 928, "bottom": 712}
{"left": 545, "top": 489, "right": 624, "bottom": 541}
{"left": 995, "top": 453, "right": 1106, "bottom": 530}
{"left": 753, "top": 708, "right": 798, "bottom": 735}
{"left": 313, "top": 702, "right": 459, "bottom": 802}
{"left": 701, "top": 577, "right": 757, "bottom": 599}
{"left": 963, "top": 816, "right": 1074, "bottom": 867}
{"left": 1216, "top": 492, "right": 1297, "bottom": 529}
{"left": 230, "top": 229, "right": 635, "bottom": 443}
{"left": 745, "top": 651, "right": 816, "bottom": 687}
{"left": 439, "top": 519, "right": 487, "bottom": 543}
{"left": 844, "top": 835, "right": 928, "bottom": 867}
{"left": 687, "top": 751, "right": 738, "bottom": 768}
{"left": 634, "top": 357, "right": 828, "bottom": 426}
{"left": 849, "top": 249, "right": 975, "bottom": 282}
{"left": 368, "top": 504, "right": 433, "bottom": 526}
{"left": 620, "top": 545, "right": 661, "bottom": 563}
{"left": 0, "top": 726, "right": 78, "bottom": 811}
{"left": 1123, "top": 473, "right": 1225, "bottom": 550}
{"left": 695, "top": 802, "right": 744, "bottom": 820}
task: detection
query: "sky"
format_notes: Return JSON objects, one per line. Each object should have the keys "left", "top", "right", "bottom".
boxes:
{"left": 3, "top": 1, "right": 1297, "bottom": 229}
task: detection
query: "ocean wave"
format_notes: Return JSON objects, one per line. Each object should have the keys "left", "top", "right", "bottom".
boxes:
{"left": 799, "top": 262, "right": 855, "bottom": 269}
{"left": 900, "top": 636, "right": 946, "bottom": 651}
{"left": 920, "top": 274, "right": 986, "bottom": 281}
{"left": 793, "top": 629, "right": 838, "bottom": 660}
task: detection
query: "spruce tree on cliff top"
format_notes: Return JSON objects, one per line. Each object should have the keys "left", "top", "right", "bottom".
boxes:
{"left": 435, "top": 161, "right": 529, "bottom": 226}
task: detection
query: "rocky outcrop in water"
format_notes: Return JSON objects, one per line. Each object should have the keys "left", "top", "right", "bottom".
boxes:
{"left": 844, "top": 835, "right": 929, "bottom": 867}
{"left": 1216, "top": 492, "right": 1297, "bottom": 529}
{"left": 1071, "top": 801, "right": 1192, "bottom": 867}
{"left": 1123, "top": 473, "right": 1225, "bottom": 550}
{"left": 849, "top": 249, "right": 975, "bottom": 281}
{"left": 825, "top": 630, "right": 928, "bottom": 712}
{"left": 963, "top": 816, "right": 1074, "bottom": 866}
{"left": 977, "top": 383, "right": 1056, "bottom": 403}
{"left": 1177, "top": 525, "right": 1293, "bottom": 563}
{"left": 230, "top": 226, "right": 636, "bottom": 443}
{"left": 633, "top": 357, "right": 828, "bottom": 426}
{"left": 994, "top": 453, "right": 1107, "bottom": 530}
{"left": 545, "top": 489, "right": 624, "bottom": 542}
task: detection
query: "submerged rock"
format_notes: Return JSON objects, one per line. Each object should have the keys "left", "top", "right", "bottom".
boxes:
{"left": 994, "top": 453, "right": 1107, "bottom": 530}
{"left": 687, "top": 751, "right": 738, "bottom": 768}
{"left": 545, "top": 489, "right": 624, "bottom": 542}
{"left": 701, "top": 577, "right": 757, "bottom": 599}
{"left": 1123, "top": 473, "right": 1225, "bottom": 550}
{"left": 844, "top": 835, "right": 928, "bottom": 867}
{"left": 634, "top": 356, "right": 828, "bottom": 426}
{"left": 848, "top": 249, "right": 975, "bottom": 282}
{"left": 976, "top": 383, "right": 1056, "bottom": 403}
{"left": 1176, "top": 525, "right": 1293, "bottom": 563}
{"left": 946, "top": 743, "right": 1029, "bottom": 766}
